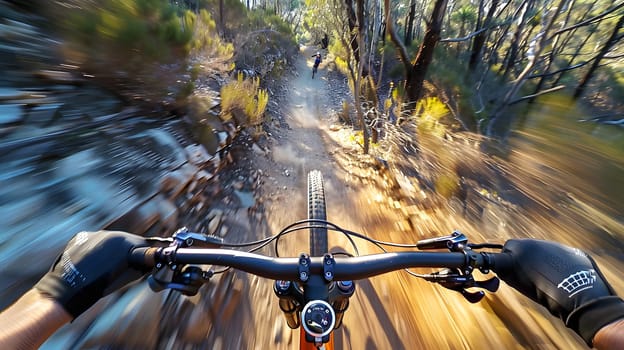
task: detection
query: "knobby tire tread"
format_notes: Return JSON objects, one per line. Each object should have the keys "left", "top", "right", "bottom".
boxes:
{"left": 308, "top": 170, "right": 327, "bottom": 257}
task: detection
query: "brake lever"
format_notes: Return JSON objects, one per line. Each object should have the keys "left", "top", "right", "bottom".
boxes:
{"left": 144, "top": 227, "right": 224, "bottom": 248}
{"left": 172, "top": 227, "right": 224, "bottom": 248}
{"left": 146, "top": 228, "right": 221, "bottom": 295}
{"left": 421, "top": 268, "right": 500, "bottom": 303}
{"left": 148, "top": 265, "right": 213, "bottom": 296}
{"left": 417, "top": 230, "right": 468, "bottom": 251}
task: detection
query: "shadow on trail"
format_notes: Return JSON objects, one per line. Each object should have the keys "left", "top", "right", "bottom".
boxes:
{"left": 337, "top": 277, "right": 407, "bottom": 350}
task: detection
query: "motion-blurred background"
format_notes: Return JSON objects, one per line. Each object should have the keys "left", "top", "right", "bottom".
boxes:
{"left": 1, "top": 1, "right": 622, "bottom": 349}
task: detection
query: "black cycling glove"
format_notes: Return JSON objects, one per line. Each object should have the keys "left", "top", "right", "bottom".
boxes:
{"left": 35, "top": 231, "right": 149, "bottom": 319}
{"left": 493, "top": 239, "right": 624, "bottom": 346}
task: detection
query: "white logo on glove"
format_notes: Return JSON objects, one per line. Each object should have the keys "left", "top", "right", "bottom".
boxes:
{"left": 557, "top": 269, "right": 596, "bottom": 297}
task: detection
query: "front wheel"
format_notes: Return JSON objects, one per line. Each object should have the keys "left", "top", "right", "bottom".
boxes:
{"left": 308, "top": 170, "right": 327, "bottom": 257}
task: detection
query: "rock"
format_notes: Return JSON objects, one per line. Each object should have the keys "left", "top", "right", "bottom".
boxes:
{"left": 27, "top": 104, "right": 62, "bottom": 124}
{"left": 252, "top": 143, "right": 266, "bottom": 155}
{"left": 157, "top": 198, "right": 179, "bottom": 233}
{"left": 34, "top": 70, "right": 80, "bottom": 84}
{"left": 329, "top": 124, "right": 341, "bottom": 131}
{"left": 185, "top": 144, "right": 211, "bottom": 165}
{"left": 207, "top": 212, "right": 222, "bottom": 235}
{"left": 196, "top": 169, "right": 215, "bottom": 184}
{"left": 159, "top": 163, "right": 198, "bottom": 199}
{"left": 219, "top": 225, "right": 229, "bottom": 237}
{"left": 231, "top": 208, "right": 251, "bottom": 232}
{"left": 207, "top": 208, "right": 224, "bottom": 221}
{"left": 129, "top": 129, "right": 187, "bottom": 170}
{"left": 234, "top": 190, "right": 255, "bottom": 208}
{"left": 0, "top": 105, "right": 23, "bottom": 125}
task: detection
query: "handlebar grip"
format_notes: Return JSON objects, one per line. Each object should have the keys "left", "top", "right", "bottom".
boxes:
{"left": 129, "top": 247, "right": 159, "bottom": 269}
{"left": 487, "top": 252, "right": 514, "bottom": 275}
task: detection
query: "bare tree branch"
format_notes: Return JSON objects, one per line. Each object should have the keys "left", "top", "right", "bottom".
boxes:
{"left": 384, "top": 0, "right": 411, "bottom": 77}
{"left": 509, "top": 85, "right": 566, "bottom": 105}
{"left": 440, "top": 27, "right": 488, "bottom": 42}
{"left": 551, "top": 2, "right": 624, "bottom": 38}
{"left": 604, "top": 54, "right": 624, "bottom": 59}
{"left": 527, "top": 60, "right": 592, "bottom": 79}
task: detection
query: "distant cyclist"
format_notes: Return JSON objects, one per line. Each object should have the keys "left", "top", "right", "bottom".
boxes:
{"left": 312, "top": 52, "right": 322, "bottom": 79}
{"left": 0, "top": 231, "right": 623, "bottom": 349}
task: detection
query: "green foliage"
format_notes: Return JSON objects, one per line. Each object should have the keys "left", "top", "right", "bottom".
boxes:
{"left": 234, "top": 29, "right": 298, "bottom": 78}
{"left": 428, "top": 52, "right": 479, "bottom": 130}
{"left": 191, "top": 9, "right": 234, "bottom": 59}
{"left": 449, "top": 5, "right": 477, "bottom": 38}
{"left": 221, "top": 72, "right": 269, "bottom": 127}
{"left": 451, "top": 5, "right": 477, "bottom": 23}
{"left": 64, "top": 0, "right": 195, "bottom": 61}
{"left": 248, "top": 10, "right": 294, "bottom": 36}
{"left": 42, "top": 0, "right": 236, "bottom": 103}
{"left": 197, "top": 1, "right": 297, "bottom": 78}
{"left": 178, "top": 81, "right": 195, "bottom": 101}
{"left": 302, "top": 0, "right": 335, "bottom": 44}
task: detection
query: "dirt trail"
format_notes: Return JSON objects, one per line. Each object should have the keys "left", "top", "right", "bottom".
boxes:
{"left": 211, "top": 47, "right": 588, "bottom": 349}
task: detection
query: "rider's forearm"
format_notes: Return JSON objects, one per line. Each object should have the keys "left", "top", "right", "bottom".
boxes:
{"left": 592, "top": 318, "right": 624, "bottom": 349}
{"left": 0, "top": 289, "right": 72, "bottom": 350}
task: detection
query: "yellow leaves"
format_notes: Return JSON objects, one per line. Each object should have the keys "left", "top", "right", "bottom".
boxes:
{"left": 253, "top": 89, "right": 269, "bottom": 125}
{"left": 392, "top": 87, "right": 399, "bottom": 101}
{"left": 221, "top": 72, "right": 269, "bottom": 127}
{"left": 334, "top": 56, "right": 350, "bottom": 77}
{"left": 349, "top": 131, "right": 364, "bottom": 146}
{"left": 415, "top": 97, "right": 449, "bottom": 138}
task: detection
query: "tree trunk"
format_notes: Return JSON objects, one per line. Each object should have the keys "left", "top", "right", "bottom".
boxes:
{"left": 414, "top": 0, "right": 426, "bottom": 40}
{"left": 501, "top": 0, "right": 531, "bottom": 81}
{"left": 357, "top": 0, "right": 371, "bottom": 77}
{"left": 574, "top": 14, "right": 624, "bottom": 99}
{"left": 384, "top": 0, "right": 411, "bottom": 79}
{"left": 468, "top": 0, "right": 499, "bottom": 71}
{"left": 404, "top": 0, "right": 416, "bottom": 45}
{"left": 219, "top": 0, "right": 225, "bottom": 27}
{"left": 406, "top": 0, "right": 449, "bottom": 104}
{"left": 345, "top": 0, "right": 362, "bottom": 69}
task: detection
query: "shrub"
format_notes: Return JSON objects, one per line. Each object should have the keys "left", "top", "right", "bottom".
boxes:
{"left": 191, "top": 9, "right": 234, "bottom": 61}
{"left": 415, "top": 97, "right": 449, "bottom": 138}
{"left": 62, "top": 0, "right": 195, "bottom": 62}
{"left": 221, "top": 72, "right": 268, "bottom": 127}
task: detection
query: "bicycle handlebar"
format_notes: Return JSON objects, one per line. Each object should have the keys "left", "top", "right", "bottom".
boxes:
{"left": 131, "top": 247, "right": 511, "bottom": 281}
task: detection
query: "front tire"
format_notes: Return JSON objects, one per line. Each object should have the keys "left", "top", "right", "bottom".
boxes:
{"left": 308, "top": 170, "right": 327, "bottom": 256}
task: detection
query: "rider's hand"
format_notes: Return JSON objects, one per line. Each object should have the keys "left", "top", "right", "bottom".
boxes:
{"left": 493, "top": 239, "right": 624, "bottom": 346}
{"left": 34, "top": 231, "right": 149, "bottom": 319}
